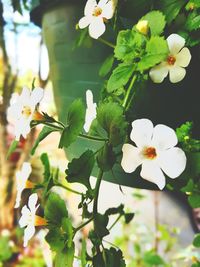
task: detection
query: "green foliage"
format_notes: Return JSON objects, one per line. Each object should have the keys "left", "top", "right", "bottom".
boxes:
{"left": 97, "top": 143, "right": 116, "bottom": 171}
{"left": 114, "top": 30, "right": 145, "bottom": 62}
{"left": 59, "top": 99, "right": 85, "bottom": 148}
{"left": 99, "top": 54, "right": 114, "bottom": 77}
{"left": 107, "top": 63, "right": 135, "bottom": 92}
{"left": 193, "top": 234, "right": 200, "bottom": 247}
{"left": 92, "top": 248, "right": 126, "bottom": 267}
{"left": 0, "top": 237, "right": 12, "bottom": 262}
{"left": 81, "top": 239, "right": 87, "bottom": 267}
{"left": 54, "top": 243, "right": 75, "bottom": 267}
{"left": 137, "top": 36, "right": 169, "bottom": 71}
{"left": 7, "top": 140, "right": 18, "bottom": 159}
{"left": 94, "top": 213, "right": 109, "bottom": 238}
{"left": 97, "top": 102, "right": 127, "bottom": 146}
{"left": 185, "top": 11, "right": 200, "bottom": 31}
{"left": 31, "top": 126, "right": 55, "bottom": 155}
{"left": 66, "top": 150, "right": 94, "bottom": 189}
{"left": 141, "top": 10, "right": 166, "bottom": 35}
{"left": 143, "top": 251, "right": 165, "bottom": 265}
{"left": 188, "top": 193, "right": 200, "bottom": 208}
{"left": 158, "top": 0, "right": 185, "bottom": 23}
{"left": 44, "top": 192, "right": 68, "bottom": 226}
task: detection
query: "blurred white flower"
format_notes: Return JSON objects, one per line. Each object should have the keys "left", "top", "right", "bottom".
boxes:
{"left": 150, "top": 33, "right": 191, "bottom": 83}
{"left": 15, "top": 162, "right": 34, "bottom": 209}
{"left": 79, "top": 0, "right": 115, "bottom": 39}
{"left": 8, "top": 87, "right": 44, "bottom": 140}
{"left": 37, "top": 230, "right": 53, "bottom": 267}
{"left": 84, "top": 90, "right": 97, "bottom": 132}
{"left": 121, "top": 119, "right": 187, "bottom": 190}
{"left": 19, "top": 193, "right": 47, "bottom": 247}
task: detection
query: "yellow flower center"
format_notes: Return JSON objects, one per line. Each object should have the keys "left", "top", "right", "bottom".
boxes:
{"left": 25, "top": 180, "right": 35, "bottom": 189}
{"left": 167, "top": 55, "right": 176, "bottom": 65}
{"left": 34, "top": 215, "right": 47, "bottom": 226}
{"left": 22, "top": 106, "right": 32, "bottom": 118}
{"left": 93, "top": 7, "right": 102, "bottom": 17}
{"left": 143, "top": 147, "right": 157, "bottom": 159}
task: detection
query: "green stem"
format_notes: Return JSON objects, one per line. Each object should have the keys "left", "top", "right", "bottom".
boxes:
{"left": 122, "top": 75, "right": 137, "bottom": 109}
{"left": 108, "top": 214, "right": 122, "bottom": 231}
{"left": 79, "top": 133, "right": 108, "bottom": 142}
{"left": 55, "top": 183, "right": 82, "bottom": 195}
{"left": 98, "top": 37, "right": 115, "bottom": 48}
{"left": 38, "top": 121, "right": 63, "bottom": 131}
{"left": 93, "top": 170, "right": 104, "bottom": 214}
{"left": 74, "top": 217, "right": 93, "bottom": 234}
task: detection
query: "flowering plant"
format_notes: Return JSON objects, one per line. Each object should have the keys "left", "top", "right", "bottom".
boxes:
{"left": 3, "top": 0, "right": 200, "bottom": 266}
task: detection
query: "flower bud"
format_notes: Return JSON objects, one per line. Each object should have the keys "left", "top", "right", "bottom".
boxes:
{"left": 136, "top": 20, "right": 149, "bottom": 35}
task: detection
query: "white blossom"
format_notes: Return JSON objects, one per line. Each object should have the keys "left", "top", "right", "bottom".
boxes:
{"left": 19, "top": 193, "right": 47, "bottom": 247}
{"left": 79, "top": 0, "right": 115, "bottom": 39}
{"left": 8, "top": 87, "right": 44, "bottom": 140}
{"left": 15, "top": 162, "right": 33, "bottom": 209}
{"left": 150, "top": 34, "right": 191, "bottom": 83}
{"left": 121, "top": 119, "right": 187, "bottom": 190}
{"left": 84, "top": 90, "right": 97, "bottom": 132}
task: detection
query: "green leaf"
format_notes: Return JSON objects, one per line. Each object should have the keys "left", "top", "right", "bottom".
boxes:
{"left": 137, "top": 36, "right": 169, "bottom": 71}
{"left": 55, "top": 243, "right": 75, "bottom": 267}
{"left": 188, "top": 193, "right": 200, "bottom": 208}
{"left": 97, "top": 102, "right": 127, "bottom": 146}
{"left": 7, "top": 140, "right": 18, "bottom": 159}
{"left": 176, "top": 121, "right": 193, "bottom": 142}
{"left": 40, "top": 153, "right": 51, "bottom": 183}
{"left": 143, "top": 251, "right": 165, "bottom": 265}
{"left": 81, "top": 239, "right": 87, "bottom": 267}
{"left": 141, "top": 10, "right": 166, "bottom": 35}
{"left": 94, "top": 213, "right": 109, "bottom": 238}
{"left": 62, "top": 217, "right": 73, "bottom": 248}
{"left": 158, "top": 0, "right": 185, "bottom": 23}
{"left": 99, "top": 54, "right": 114, "bottom": 77}
{"left": 0, "top": 237, "right": 12, "bottom": 262}
{"left": 45, "top": 228, "right": 65, "bottom": 252}
{"left": 107, "top": 63, "right": 134, "bottom": 93}
{"left": 186, "top": 0, "right": 200, "bottom": 10}
{"left": 124, "top": 213, "right": 135, "bottom": 224}
{"left": 59, "top": 99, "right": 85, "bottom": 148}
{"left": 45, "top": 193, "right": 68, "bottom": 226}
{"left": 114, "top": 30, "right": 145, "bottom": 62}
{"left": 66, "top": 150, "right": 94, "bottom": 189}
{"left": 31, "top": 126, "right": 55, "bottom": 155}
{"left": 193, "top": 234, "right": 200, "bottom": 247}
{"left": 97, "top": 143, "right": 116, "bottom": 171}
{"left": 185, "top": 12, "right": 200, "bottom": 31}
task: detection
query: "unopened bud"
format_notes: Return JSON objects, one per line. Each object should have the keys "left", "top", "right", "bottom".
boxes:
{"left": 136, "top": 20, "right": 149, "bottom": 35}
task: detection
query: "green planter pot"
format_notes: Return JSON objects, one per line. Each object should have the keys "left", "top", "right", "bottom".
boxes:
{"left": 31, "top": 1, "right": 200, "bottom": 190}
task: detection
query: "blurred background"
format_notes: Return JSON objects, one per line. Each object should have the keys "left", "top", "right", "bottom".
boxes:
{"left": 0, "top": 1, "right": 199, "bottom": 266}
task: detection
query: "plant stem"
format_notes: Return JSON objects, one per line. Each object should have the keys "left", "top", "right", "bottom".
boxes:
{"left": 55, "top": 182, "right": 82, "bottom": 195}
{"left": 37, "top": 121, "right": 63, "bottom": 131}
{"left": 98, "top": 37, "right": 115, "bottom": 48}
{"left": 79, "top": 133, "right": 108, "bottom": 142}
{"left": 122, "top": 75, "right": 137, "bottom": 109}
{"left": 108, "top": 214, "right": 122, "bottom": 231}
{"left": 93, "top": 170, "right": 104, "bottom": 214}
{"left": 74, "top": 217, "right": 93, "bottom": 234}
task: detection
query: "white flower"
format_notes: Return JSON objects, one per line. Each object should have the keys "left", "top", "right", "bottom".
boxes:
{"left": 84, "top": 90, "right": 97, "bottom": 132}
{"left": 150, "top": 34, "right": 191, "bottom": 83}
{"left": 8, "top": 87, "right": 44, "bottom": 140}
{"left": 15, "top": 162, "right": 33, "bottom": 209}
{"left": 79, "top": 0, "right": 115, "bottom": 39}
{"left": 19, "top": 193, "right": 47, "bottom": 247}
{"left": 121, "top": 119, "right": 187, "bottom": 190}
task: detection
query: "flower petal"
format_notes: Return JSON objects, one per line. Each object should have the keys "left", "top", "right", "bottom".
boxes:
{"left": 140, "top": 161, "right": 166, "bottom": 190}
{"left": 15, "top": 117, "right": 31, "bottom": 140}
{"left": 19, "top": 206, "right": 30, "bottom": 227}
{"left": 23, "top": 224, "right": 35, "bottom": 247}
{"left": 31, "top": 87, "right": 44, "bottom": 106}
{"left": 149, "top": 63, "right": 168, "bottom": 83}
{"left": 20, "top": 87, "right": 31, "bottom": 105}
{"left": 158, "top": 147, "right": 187, "bottom": 178}
{"left": 130, "top": 119, "right": 154, "bottom": 148}
{"left": 98, "top": 0, "right": 108, "bottom": 8}
{"left": 176, "top": 47, "right": 191, "bottom": 67}
{"left": 151, "top": 124, "right": 178, "bottom": 150}
{"left": 169, "top": 66, "right": 186, "bottom": 83}
{"left": 101, "top": 1, "right": 114, "bottom": 19}
{"left": 28, "top": 193, "right": 38, "bottom": 213}
{"left": 121, "top": 144, "right": 143, "bottom": 173}
{"left": 85, "top": 0, "right": 97, "bottom": 16}
{"left": 167, "top": 34, "right": 185, "bottom": 55}
{"left": 89, "top": 17, "right": 106, "bottom": 39}
{"left": 79, "top": 16, "right": 91, "bottom": 29}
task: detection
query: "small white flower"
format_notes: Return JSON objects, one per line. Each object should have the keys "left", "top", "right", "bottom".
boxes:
{"left": 150, "top": 34, "right": 191, "bottom": 83}
{"left": 19, "top": 193, "right": 47, "bottom": 247}
{"left": 84, "top": 90, "right": 97, "bottom": 132}
{"left": 78, "top": 0, "right": 115, "bottom": 39}
{"left": 15, "top": 162, "right": 33, "bottom": 209}
{"left": 121, "top": 119, "right": 187, "bottom": 190}
{"left": 8, "top": 87, "right": 44, "bottom": 140}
